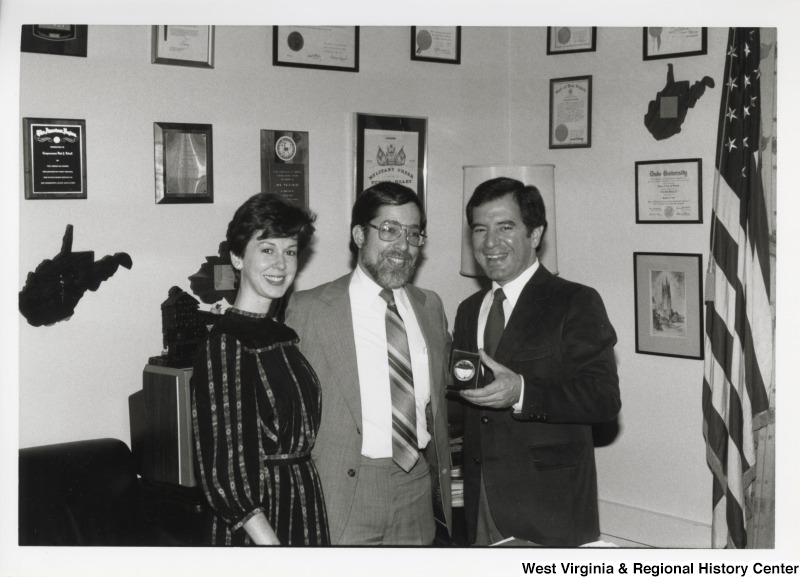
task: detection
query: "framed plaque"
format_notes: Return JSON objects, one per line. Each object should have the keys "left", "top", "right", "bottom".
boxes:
{"left": 153, "top": 122, "right": 213, "bottom": 204}
{"left": 410, "top": 26, "right": 461, "bottom": 64}
{"left": 643, "top": 28, "right": 707, "bottom": 60}
{"left": 635, "top": 158, "right": 702, "bottom": 224}
{"left": 260, "top": 129, "right": 309, "bottom": 208}
{"left": 354, "top": 113, "right": 427, "bottom": 206}
{"left": 20, "top": 25, "right": 88, "bottom": 57}
{"left": 633, "top": 252, "right": 703, "bottom": 360}
{"left": 549, "top": 75, "right": 592, "bottom": 149}
{"left": 547, "top": 27, "right": 596, "bottom": 55}
{"left": 152, "top": 25, "right": 215, "bottom": 68}
{"left": 273, "top": 26, "right": 359, "bottom": 72}
{"left": 23, "top": 117, "right": 87, "bottom": 199}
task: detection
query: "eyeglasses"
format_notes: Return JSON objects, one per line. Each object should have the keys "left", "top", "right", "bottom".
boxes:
{"left": 365, "top": 220, "right": 427, "bottom": 247}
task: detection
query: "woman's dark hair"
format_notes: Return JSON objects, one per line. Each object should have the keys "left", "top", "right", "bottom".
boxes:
{"left": 465, "top": 177, "right": 548, "bottom": 240}
{"left": 226, "top": 193, "right": 316, "bottom": 258}
{"left": 349, "top": 182, "right": 426, "bottom": 255}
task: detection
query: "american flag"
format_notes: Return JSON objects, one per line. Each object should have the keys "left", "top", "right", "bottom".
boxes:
{"left": 702, "top": 28, "right": 774, "bottom": 548}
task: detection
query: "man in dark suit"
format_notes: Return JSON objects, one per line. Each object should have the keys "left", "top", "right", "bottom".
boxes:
{"left": 286, "top": 182, "right": 451, "bottom": 545}
{"left": 454, "top": 177, "right": 620, "bottom": 547}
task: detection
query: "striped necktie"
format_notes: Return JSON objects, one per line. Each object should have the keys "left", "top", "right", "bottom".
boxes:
{"left": 380, "top": 288, "right": 419, "bottom": 472}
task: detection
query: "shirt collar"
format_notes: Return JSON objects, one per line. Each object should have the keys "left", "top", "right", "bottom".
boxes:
{"left": 352, "top": 263, "right": 407, "bottom": 308}
{"left": 492, "top": 258, "right": 539, "bottom": 309}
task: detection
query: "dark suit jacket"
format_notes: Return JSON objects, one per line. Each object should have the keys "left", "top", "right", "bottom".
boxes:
{"left": 285, "top": 273, "right": 452, "bottom": 544}
{"left": 454, "top": 265, "right": 620, "bottom": 546}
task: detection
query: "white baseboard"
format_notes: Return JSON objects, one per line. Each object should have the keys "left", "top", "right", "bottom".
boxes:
{"left": 598, "top": 499, "right": 711, "bottom": 548}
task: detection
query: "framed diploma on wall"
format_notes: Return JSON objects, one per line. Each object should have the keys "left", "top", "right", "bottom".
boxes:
{"left": 354, "top": 113, "right": 427, "bottom": 206}
{"left": 410, "top": 26, "right": 461, "bottom": 64}
{"left": 547, "top": 27, "right": 596, "bottom": 55}
{"left": 153, "top": 122, "right": 213, "bottom": 204}
{"left": 273, "top": 26, "right": 359, "bottom": 72}
{"left": 643, "top": 27, "right": 707, "bottom": 60}
{"left": 23, "top": 117, "right": 87, "bottom": 199}
{"left": 635, "top": 158, "right": 702, "bottom": 223}
{"left": 152, "top": 26, "right": 215, "bottom": 68}
{"left": 549, "top": 75, "right": 592, "bottom": 149}
{"left": 633, "top": 252, "right": 703, "bottom": 360}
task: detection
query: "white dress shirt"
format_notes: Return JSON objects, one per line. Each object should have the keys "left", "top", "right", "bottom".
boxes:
{"left": 476, "top": 259, "right": 539, "bottom": 410}
{"left": 350, "top": 265, "right": 432, "bottom": 458}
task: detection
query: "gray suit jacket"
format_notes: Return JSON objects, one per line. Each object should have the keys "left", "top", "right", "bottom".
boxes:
{"left": 285, "top": 272, "right": 452, "bottom": 544}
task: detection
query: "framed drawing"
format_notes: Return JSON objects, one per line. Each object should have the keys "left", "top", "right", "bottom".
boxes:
{"left": 635, "top": 158, "right": 702, "bottom": 223}
{"left": 273, "top": 26, "right": 359, "bottom": 72}
{"left": 549, "top": 75, "right": 592, "bottom": 149}
{"left": 152, "top": 25, "right": 215, "bottom": 68}
{"left": 23, "top": 117, "right": 87, "bottom": 199}
{"left": 547, "top": 27, "right": 596, "bottom": 55}
{"left": 354, "top": 113, "right": 427, "bottom": 205}
{"left": 643, "top": 28, "right": 707, "bottom": 60}
{"left": 410, "top": 26, "right": 461, "bottom": 64}
{"left": 20, "top": 25, "right": 88, "bottom": 57}
{"left": 153, "top": 122, "right": 213, "bottom": 204}
{"left": 633, "top": 252, "right": 703, "bottom": 359}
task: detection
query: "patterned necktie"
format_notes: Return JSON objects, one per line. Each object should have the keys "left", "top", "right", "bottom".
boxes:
{"left": 380, "top": 288, "right": 419, "bottom": 472}
{"left": 483, "top": 288, "right": 506, "bottom": 382}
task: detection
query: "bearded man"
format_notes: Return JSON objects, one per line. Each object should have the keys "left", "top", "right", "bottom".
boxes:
{"left": 286, "top": 182, "right": 452, "bottom": 545}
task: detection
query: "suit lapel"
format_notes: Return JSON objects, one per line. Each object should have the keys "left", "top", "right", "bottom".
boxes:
{"left": 494, "top": 266, "right": 552, "bottom": 365}
{"left": 316, "top": 273, "right": 363, "bottom": 429}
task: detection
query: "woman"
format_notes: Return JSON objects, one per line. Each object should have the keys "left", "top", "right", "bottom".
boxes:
{"left": 191, "top": 193, "right": 329, "bottom": 546}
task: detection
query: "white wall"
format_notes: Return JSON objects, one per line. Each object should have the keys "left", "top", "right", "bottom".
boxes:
{"left": 18, "top": 26, "right": 508, "bottom": 448}
{"left": 507, "top": 27, "right": 730, "bottom": 544}
{"left": 15, "top": 25, "right": 759, "bottom": 547}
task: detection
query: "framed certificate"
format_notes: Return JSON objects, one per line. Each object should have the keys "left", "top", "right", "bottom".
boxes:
{"left": 23, "top": 117, "right": 87, "bottom": 199}
{"left": 547, "top": 27, "right": 596, "bottom": 55}
{"left": 635, "top": 159, "right": 702, "bottom": 224}
{"left": 410, "top": 26, "right": 461, "bottom": 64}
{"left": 260, "top": 129, "right": 309, "bottom": 208}
{"left": 633, "top": 252, "right": 703, "bottom": 360}
{"left": 20, "top": 25, "right": 88, "bottom": 57}
{"left": 354, "top": 113, "right": 427, "bottom": 206}
{"left": 153, "top": 122, "right": 213, "bottom": 204}
{"left": 273, "top": 26, "right": 359, "bottom": 72}
{"left": 549, "top": 75, "right": 592, "bottom": 149}
{"left": 152, "top": 26, "right": 215, "bottom": 68}
{"left": 643, "top": 27, "right": 707, "bottom": 60}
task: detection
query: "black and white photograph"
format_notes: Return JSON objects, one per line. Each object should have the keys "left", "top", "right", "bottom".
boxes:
{"left": 2, "top": 4, "right": 795, "bottom": 577}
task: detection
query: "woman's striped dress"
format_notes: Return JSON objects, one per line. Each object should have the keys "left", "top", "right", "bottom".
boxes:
{"left": 191, "top": 308, "right": 329, "bottom": 546}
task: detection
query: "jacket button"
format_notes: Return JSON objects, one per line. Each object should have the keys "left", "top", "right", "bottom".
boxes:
{"left": 347, "top": 469, "right": 356, "bottom": 477}
{"left": 481, "top": 416, "right": 489, "bottom": 424}
{"left": 474, "top": 457, "right": 481, "bottom": 465}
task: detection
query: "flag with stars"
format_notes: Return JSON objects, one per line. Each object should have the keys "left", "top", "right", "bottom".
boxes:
{"left": 702, "top": 28, "right": 773, "bottom": 548}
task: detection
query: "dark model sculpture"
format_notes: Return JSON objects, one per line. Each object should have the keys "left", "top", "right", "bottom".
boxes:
{"left": 19, "top": 224, "right": 132, "bottom": 327}
{"left": 645, "top": 63, "right": 715, "bottom": 140}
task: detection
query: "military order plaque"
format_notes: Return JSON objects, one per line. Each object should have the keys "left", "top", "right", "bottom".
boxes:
{"left": 354, "top": 113, "right": 427, "bottom": 205}
{"left": 23, "top": 117, "right": 87, "bottom": 199}
{"left": 260, "top": 129, "right": 309, "bottom": 208}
